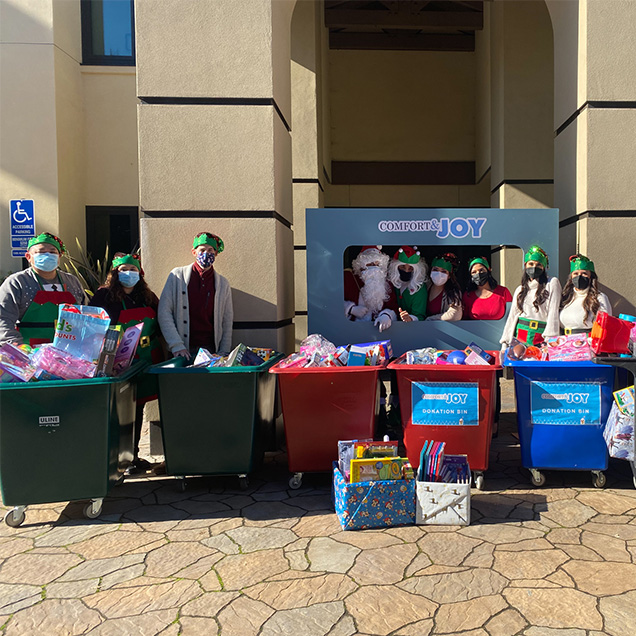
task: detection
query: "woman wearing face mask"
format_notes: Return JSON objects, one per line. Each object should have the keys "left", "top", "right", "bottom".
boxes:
{"left": 559, "top": 254, "right": 611, "bottom": 334}
{"left": 500, "top": 245, "right": 561, "bottom": 351}
{"left": 158, "top": 232, "right": 233, "bottom": 359}
{"left": 425, "top": 253, "right": 463, "bottom": 321}
{"left": 90, "top": 253, "right": 163, "bottom": 473}
{"left": 463, "top": 256, "right": 512, "bottom": 320}
{"left": 0, "top": 232, "right": 86, "bottom": 347}
{"left": 387, "top": 246, "right": 429, "bottom": 322}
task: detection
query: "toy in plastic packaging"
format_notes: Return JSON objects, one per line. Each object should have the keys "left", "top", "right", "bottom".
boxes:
{"left": 112, "top": 324, "right": 143, "bottom": 374}
{"left": 96, "top": 326, "right": 122, "bottom": 376}
{"left": 31, "top": 343, "right": 96, "bottom": 379}
{"left": 300, "top": 334, "right": 337, "bottom": 358}
{"left": 191, "top": 348, "right": 224, "bottom": 368}
{"left": 613, "top": 386, "right": 634, "bottom": 418}
{"left": 405, "top": 348, "right": 438, "bottom": 365}
{"left": 464, "top": 343, "right": 494, "bottom": 365}
{"left": 603, "top": 402, "right": 634, "bottom": 461}
{"left": 278, "top": 352, "right": 309, "bottom": 369}
{"left": 545, "top": 334, "right": 593, "bottom": 362}
{"left": 350, "top": 457, "right": 406, "bottom": 483}
{"left": 590, "top": 311, "right": 633, "bottom": 355}
{"left": 348, "top": 340, "right": 391, "bottom": 366}
{"left": 338, "top": 439, "right": 373, "bottom": 481}
{"left": 53, "top": 304, "right": 111, "bottom": 362}
{"left": 0, "top": 343, "right": 37, "bottom": 382}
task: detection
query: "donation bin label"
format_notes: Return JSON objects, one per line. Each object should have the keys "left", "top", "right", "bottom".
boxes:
{"left": 411, "top": 382, "right": 479, "bottom": 426}
{"left": 530, "top": 381, "right": 601, "bottom": 426}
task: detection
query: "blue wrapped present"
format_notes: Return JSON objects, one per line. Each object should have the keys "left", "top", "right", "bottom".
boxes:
{"left": 332, "top": 463, "right": 416, "bottom": 531}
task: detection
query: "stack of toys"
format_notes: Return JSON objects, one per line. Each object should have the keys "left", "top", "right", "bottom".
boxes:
{"left": 189, "top": 344, "right": 275, "bottom": 369}
{"left": 404, "top": 342, "right": 495, "bottom": 366}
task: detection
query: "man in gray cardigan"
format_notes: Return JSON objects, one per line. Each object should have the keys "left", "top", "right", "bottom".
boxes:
{"left": 157, "top": 232, "right": 233, "bottom": 359}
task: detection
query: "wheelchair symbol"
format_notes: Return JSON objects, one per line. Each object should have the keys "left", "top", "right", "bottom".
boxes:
{"left": 12, "top": 201, "right": 32, "bottom": 224}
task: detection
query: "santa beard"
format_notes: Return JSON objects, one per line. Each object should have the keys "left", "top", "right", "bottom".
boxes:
{"left": 359, "top": 267, "right": 389, "bottom": 316}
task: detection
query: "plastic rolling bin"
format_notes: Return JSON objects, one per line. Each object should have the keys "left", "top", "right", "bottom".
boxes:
{"left": 0, "top": 361, "right": 145, "bottom": 527}
{"left": 504, "top": 355, "right": 614, "bottom": 488}
{"left": 148, "top": 353, "right": 282, "bottom": 491}
{"left": 388, "top": 352, "right": 501, "bottom": 490}
{"left": 593, "top": 356, "right": 636, "bottom": 489}
{"left": 269, "top": 362, "right": 384, "bottom": 489}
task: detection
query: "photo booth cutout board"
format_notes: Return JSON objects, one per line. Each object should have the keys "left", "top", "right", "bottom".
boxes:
{"left": 306, "top": 207, "right": 559, "bottom": 356}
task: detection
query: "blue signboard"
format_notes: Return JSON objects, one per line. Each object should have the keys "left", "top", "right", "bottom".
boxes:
{"left": 530, "top": 381, "right": 602, "bottom": 426}
{"left": 306, "top": 208, "right": 560, "bottom": 355}
{"left": 412, "top": 381, "right": 480, "bottom": 426}
{"left": 10, "top": 199, "right": 35, "bottom": 258}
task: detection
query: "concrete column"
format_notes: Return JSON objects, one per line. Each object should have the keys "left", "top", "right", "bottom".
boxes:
{"left": 135, "top": 0, "right": 296, "bottom": 352}
{"left": 290, "top": 0, "right": 329, "bottom": 346}
{"left": 548, "top": 0, "right": 636, "bottom": 314}
{"left": 488, "top": 0, "right": 554, "bottom": 288}
{"left": 0, "top": 0, "right": 84, "bottom": 274}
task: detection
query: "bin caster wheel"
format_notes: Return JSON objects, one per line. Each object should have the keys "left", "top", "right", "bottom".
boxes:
{"left": 473, "top": 473, "right": 485, "bottom": 491}
{"left": 238, "top": 475, "right": 249, "bottom": 491}
{"left": 592, "top": 471, "right": 607, "bottom": 489}
{"left": 4, "top": 508, "right": 25, "bottom": 528}
{"left": 178, "top": 478, "right": 187, "bottom": 493}
{"left": 84, "top": 500, "right": 103, "bottom": 520}
{"left": 530, "top": 470, "right": 546, "bottom": 487}
{"left": 289, "top": 473, "right": 303, "bottom": 490}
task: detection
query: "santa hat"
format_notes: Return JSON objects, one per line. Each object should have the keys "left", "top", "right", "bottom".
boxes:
{"left": 359, "top": 245, "right": 383, "bottom": 256}
{"left": 394, "top": 246, "right": 420, "bottom": 265}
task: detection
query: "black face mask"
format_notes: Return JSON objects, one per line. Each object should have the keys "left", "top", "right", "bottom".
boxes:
{"left": 526, "top": 266, "right": 543, "bottom": 280}
{"left": 398, "top": 269, "right": 413, "bottom": 282}
{"left": 471, "top": 271, "right": 489, "bottom": 287}
{"left": 572, "top": 275, "right": 590, "bottom": 290}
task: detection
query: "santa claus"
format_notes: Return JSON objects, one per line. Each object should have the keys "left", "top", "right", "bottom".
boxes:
{"left": 344, "top": 246, "right": 398, "bottom": 332}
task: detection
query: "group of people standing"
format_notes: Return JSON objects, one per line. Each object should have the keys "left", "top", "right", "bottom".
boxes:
{"left": 0, "top": 230, "right": 232, "bottom": 473}
{"left": 343, "top": 244, "right": 612, "bottom": 347}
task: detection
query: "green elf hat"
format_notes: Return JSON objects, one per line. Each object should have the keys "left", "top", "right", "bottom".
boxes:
{"left": 112, "top": 253, "right": 143, "bottom": 274}
{"left": 193, "top": 232, "right": 224, "bottom": 253}
{"left": 431, "top": 253, "right": 458, "bottom": 273}
{"left": 524, "top": 245, "right": 549, "bottom": 268}
{"left": 468, "top": 256, "right": 490, "bottom": 271}
{"left": 394, "top": 246, "right": 420, "bottom": 265}
{"left": 27, "top": 232, "right": 66, "bottom": 254}
{"left": 569, "top": 253, "right": 595, "bottom": 273}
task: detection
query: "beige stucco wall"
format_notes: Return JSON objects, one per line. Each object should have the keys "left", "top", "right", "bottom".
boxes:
{"left": 83, "top": 69, "right": 139, "bottom": 207}
{"left": 330, "top": 49, "right": 476, "bottom": 162}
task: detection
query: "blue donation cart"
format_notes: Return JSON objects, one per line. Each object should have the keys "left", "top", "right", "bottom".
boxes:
{"left": 504, "top": 355, "right": 614, "bottom": 488}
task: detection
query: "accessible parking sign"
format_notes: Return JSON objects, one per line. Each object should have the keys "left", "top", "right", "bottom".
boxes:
{"left": 10, "top": 199, "right": 35, "bottom": 258}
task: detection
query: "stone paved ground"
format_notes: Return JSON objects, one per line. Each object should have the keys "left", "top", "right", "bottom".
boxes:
{"left": 1, "top": 380, "right": 636, "bottom": 636}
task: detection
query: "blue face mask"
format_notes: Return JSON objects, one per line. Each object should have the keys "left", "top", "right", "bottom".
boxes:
{"left": 33, "top": 252, "right": 59, "bottom": 272}
{"left": 196, "top": 252, "right": 216, "bottom": 269}
{"left": 118, "top": 270, "right": 140, "bottom": 288}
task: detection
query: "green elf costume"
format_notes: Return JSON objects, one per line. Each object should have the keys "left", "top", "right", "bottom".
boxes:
{"left": 500, "top": 245, "right": 562, "bottom": 348}
{"left": 388, "top": 246, "right": 429, "bottom": 321}
{"left": 0, "top": 233, "right": 86, "bottom": 347}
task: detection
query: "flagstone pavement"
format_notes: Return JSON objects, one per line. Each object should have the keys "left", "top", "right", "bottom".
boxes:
{"left": 1, "top": 380, "right": 636, "bottom": 636}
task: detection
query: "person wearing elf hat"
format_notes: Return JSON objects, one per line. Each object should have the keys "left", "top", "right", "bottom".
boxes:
{"left": 463, "top": 256, "right": 512, "bottom": 320}
{"left": 387, "top": 246, "right": 429, "bottom": 322}
{"left": 158, "top": 232, "right": 233, "bottom": 359}
{"left": 500, "top": 245, "right": 562, "bottom": 349}
{"left": 90, "top": 253, "right": 163, "bottom": 473}
{"left": 0, "top": 232, "right": 86, "bottom": 346}
{"left": 344, "top": 245, "right": 398, "bottom": 332}
{"left": 559, "top": 254, "right": 612, "bottom": 334}
{"left": 425, "top": 253, "right": 463, "bottom": 321}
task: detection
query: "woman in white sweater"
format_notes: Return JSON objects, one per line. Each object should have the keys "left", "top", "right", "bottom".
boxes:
{"left": 501, "top": 245, "right": 562, "bottom": 349}
{"left": 559, "top": 254, "right": 611, "bottom": 334}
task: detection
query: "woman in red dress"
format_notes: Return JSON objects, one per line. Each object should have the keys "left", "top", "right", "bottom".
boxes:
{"left": 462, "top": 256, "right": 512, "bottom": 321}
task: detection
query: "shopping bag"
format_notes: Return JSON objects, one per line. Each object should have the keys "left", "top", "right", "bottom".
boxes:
{"left": 53, "top": 304, "right": 111, "bottom": 362}
{"left": 603, "top": 402, "right": 634, "bottom": 462}
{"left": 590, "top": 312, "right": 633, "bottom": 355}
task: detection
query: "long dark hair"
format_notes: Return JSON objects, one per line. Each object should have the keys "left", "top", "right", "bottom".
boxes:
{"left": 560, "top": 271, "right": 600, "bottom": 315}
{"left": 466, "top": 272, "right": 499, "bottom": 293}
{"left": 433, "top": 252, "right": 462, "bottom": 306}
{"left": 103, "top": 268, "right": 155, "bottom": 307}
{"left": 517, "top": 270, "right": 550, "bottom": 312}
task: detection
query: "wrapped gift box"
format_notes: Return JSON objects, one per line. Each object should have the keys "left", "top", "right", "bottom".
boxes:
{"left": 332, "top": 463, "right": 415, "bottom": 531}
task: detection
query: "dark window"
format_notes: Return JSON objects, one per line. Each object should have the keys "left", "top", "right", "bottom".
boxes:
{"left": 81, "top": 0, "right": 135, "bottom": 66}
{"left": 86, "top": 206, "right": 139, "bottom": 263}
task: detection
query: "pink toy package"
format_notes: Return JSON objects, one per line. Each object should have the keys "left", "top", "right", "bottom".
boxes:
{"left": 546, "top": 334, "right": 593, "bottom": 362}
{"left": 31, "top": 344, "right": 96, "bottom": 380}
{"left": 112, "top": 323, "right": 143, "bottom": 374}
